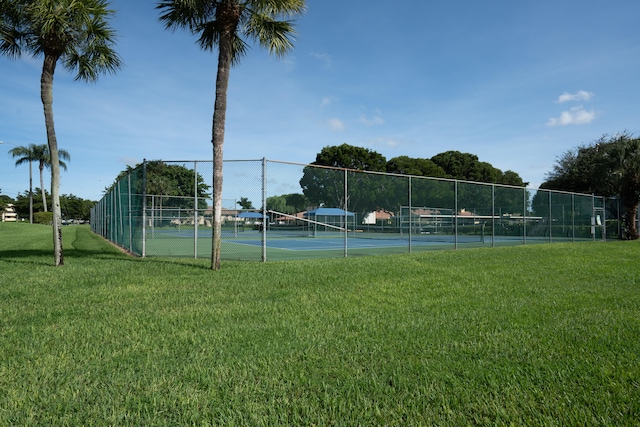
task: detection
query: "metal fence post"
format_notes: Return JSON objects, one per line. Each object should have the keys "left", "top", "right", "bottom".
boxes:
{"left": 262, "top": 158, "right": 267, "bottom": 262}
{"left": 100, "top": 197, "right": 104, "bottom": 237}
{"left": 523, "top": 188, "right": 528, "bottom": 245}
{"left": 142, "top": 159, "right": 147, "bottom": 258}
{"left": 128, "top": 173, "right": 132, "bottom": 251}
{"left": 110, "top": 189, "right": 115, "bottom": 243}
{"left": 592, "top": 194, "right": 596, "bottom": 242}
{"left": 491, "top": 184, "right": 495, "bottom": 247}
{"left": 344, "top": 168, "right": 348, "bottom": 258}
{"left": 117, "top": 180, "right": 123, "bottom": 246}
{"left": 194, "top": 161, "right": 198, "bottom": 259}
{"left": 454, "top": 180, "right": 458, "bottom": 250}
{"left": 408, "top": 176, "right": 412, "bottom": 254}
{"left": 548, "top": 191, "right": 552, "bottom": 243}
{"left": 603, "top": 197, "right": 608, "bottom": 240}
{"left": 571, "top": 193, "right": 575, "bottom": 242}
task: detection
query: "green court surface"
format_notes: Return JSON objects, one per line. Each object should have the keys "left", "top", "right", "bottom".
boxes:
{"left": 143, "top": 228, "right": 568, "bottom": 261}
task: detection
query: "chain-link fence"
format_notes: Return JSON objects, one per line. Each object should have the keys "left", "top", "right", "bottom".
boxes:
{"left": 91, "top": 159, "right": 619, "bottom": 261}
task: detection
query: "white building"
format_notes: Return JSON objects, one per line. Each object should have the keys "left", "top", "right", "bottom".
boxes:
{"left": 1, "top": 204, "right": 18, "bottom": 222}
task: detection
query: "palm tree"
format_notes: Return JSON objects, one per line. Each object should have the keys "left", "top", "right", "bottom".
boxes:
{"left": 8, "top": 143, "right": 36, "bottom": 224}
{"left": 1, "top": 0, "right": 122, "bottom": 266}
{"left": 157, "top": 0, "right": 306, "bottom": 270}
{"left": 31, "top": 144, "right": 71, "bottom": 212}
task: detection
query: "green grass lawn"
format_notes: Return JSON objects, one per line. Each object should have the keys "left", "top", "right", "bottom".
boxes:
{"left": 1, "top": 222, "right": 639, "bottom": 426}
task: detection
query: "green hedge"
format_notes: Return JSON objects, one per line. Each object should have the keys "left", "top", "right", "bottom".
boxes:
{"left": 33, "top": 211, "right": 53, "bottom": 225}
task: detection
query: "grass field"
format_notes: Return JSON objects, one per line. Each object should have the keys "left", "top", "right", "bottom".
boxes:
{"left": 1, "top": 222, "right": 639, "bottom": 426}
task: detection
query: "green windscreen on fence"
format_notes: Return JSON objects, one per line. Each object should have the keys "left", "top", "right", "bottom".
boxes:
{"left": 90, "top": 166, "right": 145, "bottom": 255}
{"left": 91, "top": 159, "right": 616, "bottom": 262}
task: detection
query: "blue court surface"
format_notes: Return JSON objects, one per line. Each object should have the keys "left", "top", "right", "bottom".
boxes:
{"left": 223, "top": 235, "right": 485, "bottom": 251}
{"left": 224, "top": 235, "right": 558, "bottom": 251}
{"left": 150, "top": 228, "right": 513, "bottom": 251}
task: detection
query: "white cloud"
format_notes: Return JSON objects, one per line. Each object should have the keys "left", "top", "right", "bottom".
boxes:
{"left": 320, "top": 96, "right": 337, "bottom": 108}
{"left": 547, "top": 106, "right": 596, "bottom": 126}
{"left": 556, "top": 90, "right": 594, "bottom": 103}
{"left": 366, "top": 137, "right": 406, "bottom": 149}
{"left": 328, "top": 118, "right": 345, "bottom": 131}
{"left": 386, "top": 139, "right": 400, "bottom": 147}
{"left": 310, "top": 52, "right": 332, "bottom": 69}
{"left": 359, "top": 114, "right": 384, "bottom": 126}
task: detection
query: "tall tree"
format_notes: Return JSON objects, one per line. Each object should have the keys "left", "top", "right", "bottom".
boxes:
{"left": 8, "top": 143, "right": 36, "bottom": 223}
{"left": 543, "top": 133, "right": 640, "bottom": 239}
{"left": 542, "top": 145, "right": 600, "bottom": 193}
{"left": 31, "top": 143, "right": 70, "bottom": 212}
{"left": 60, "top": 194, "right": 95, "bottom": 221}
{"left": 108, "top": 160, "right": 211, "bottom": 209}
{"left": 386, "top": 155, "right": 447, "bottom": 178}
{"left": 158, "top": 0, "right": 306, "bottom": 270}
{"left": 0, "top": 193, "right": 12, "bottom": 213}
{"left": 300, "top": 144, "right": 388, "bottom": 213}
{"left": 431, "top": 151, "right": 505, "bottom": 183}
{"left": 1, "top": 0, "right": 122, "bottom": 266}
{"left": 314, "top": 143, "right": 387, "bottom": 172}
{"left": 266, "top": 193, "right": 307, "bottom": 216}
{"left": 237, "top": 197, "right": 254, "bottom": 210}
{"left": 602, "top": 136, "right": 640, "bottom": 239}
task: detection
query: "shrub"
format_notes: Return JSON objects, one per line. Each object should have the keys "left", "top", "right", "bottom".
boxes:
{"left": 33, "top": 211, "right": 53, "bottom": 225}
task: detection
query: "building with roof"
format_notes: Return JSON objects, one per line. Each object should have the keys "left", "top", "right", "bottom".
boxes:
{"left": 1, "top": 204, "right": 18, "bottom": 222}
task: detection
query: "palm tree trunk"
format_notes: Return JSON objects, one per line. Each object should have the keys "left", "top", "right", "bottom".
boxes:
{"left": 29, "top": 160, "right": 33, "bottom": 224}
{"left": 624, "top": 202, "right": 638, "bottom": 240}
{"left": 210, "top": 24, "right": 235, "bottom": 270}
{"left": 40, "top": 162, "right": 48, "bottom": 212}
{"left": 41, "top": 53, "right": 64, "bottom": 266}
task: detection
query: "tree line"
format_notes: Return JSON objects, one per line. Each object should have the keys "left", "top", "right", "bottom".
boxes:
{"left": 1, "top": 141, "right": 93, "bottom": 222}
{"left": 0, "top": 189, "right": 95, "bottom": 223}
{"left": 4, "top": 143, "right": 70, "bottom": 223}
{"left": 267, "top": 143, "right": 528, "bottom": 217}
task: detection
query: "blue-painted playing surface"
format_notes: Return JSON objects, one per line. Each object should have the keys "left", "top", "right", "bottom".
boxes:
{"left": 150, "top": 228, "right": 489, "bottom": 251}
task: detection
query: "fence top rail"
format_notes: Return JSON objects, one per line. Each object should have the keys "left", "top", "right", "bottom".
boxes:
{"left": 138, "top": 158, "right": 606, "bottom": 200}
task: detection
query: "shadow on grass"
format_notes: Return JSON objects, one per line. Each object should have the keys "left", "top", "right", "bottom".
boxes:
{"left": 0, "top": 248, "right": 214, "bottom": 270}
{"left": 0, "top": 249, "right": 57, "bottom": 265}
{"left": 0, "top": 247, "right": 133, "bottom": 265}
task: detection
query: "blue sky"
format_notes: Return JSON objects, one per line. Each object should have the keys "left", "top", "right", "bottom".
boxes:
{"left": 1, "top": 0, "right": 639, "bottom": 202}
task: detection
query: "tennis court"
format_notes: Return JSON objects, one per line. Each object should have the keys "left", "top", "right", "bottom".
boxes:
{"left": 92, "top": 158, "right": 610, "bottom": 262}
{"left": 147, "top": 226, "right": 572, "bottom": 260}
{"left": 228, "top": 229, "right": 486, "bottom": 249}
{"left": 143, "top": 226, "right": 499, "bottom": 260}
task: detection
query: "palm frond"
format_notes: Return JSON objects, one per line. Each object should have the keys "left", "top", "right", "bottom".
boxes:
{"left": 197, "top": 18, "right": 248, "bottom": 61}
{"left": 8, "top": 144, "right": 38, "bottom": 166}
{"left": 157, "top": 0, "right": 207, "bottom": 32}
{"left": 2, "top": 0, "right": 120, "bottom": 79}
{"left": 0, "top": 0, "right": 27, "bottom": 57}
{"left": 249, "top": 0, "right": 306, "bottom": 17}
{"left": 158, "top": 0, "right": 305, "bottom": 63}
{"left": 246, "top": 12, "right": 296, "bottom": 57}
